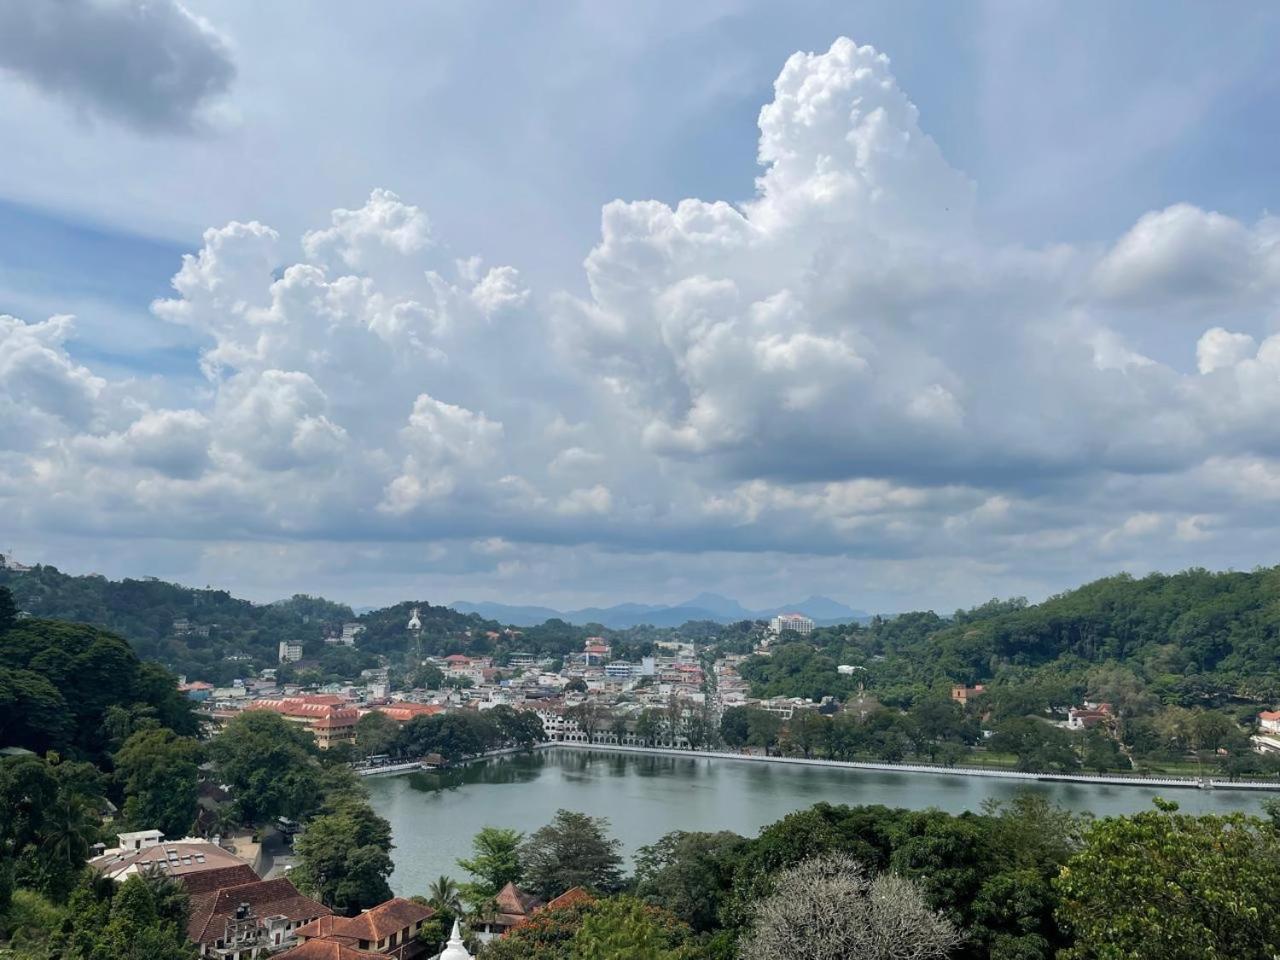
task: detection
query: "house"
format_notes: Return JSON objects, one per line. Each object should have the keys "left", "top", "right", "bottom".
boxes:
{"left": 583, "top": 638, "right": 611, "bottom": 666}
{"left": 180, "top": 680, "right": 216, "bottom": 702}
{"left": 289, "top": 897, "right": 435, "bottom": 958}
{"left": 1066, "top": 702, "right": 1114, "bottom": 731}
{"left": 1259, "top": 710, "right": 1280, "bottom": 735}
{"left": 950, "top": 684, "right": 986, "bottom": 706}
{"left": 471, "top": 882, "right": 544, "bottom": 943}
{"left": 187, "top": 877, "right": 330, "bottom": 958}
{"left": 89, "top": 833, "right": 258, "bottom": 892}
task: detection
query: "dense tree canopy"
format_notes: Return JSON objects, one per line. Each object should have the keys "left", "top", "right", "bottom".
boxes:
{"left": 0, "top": 614, "right": 194, "bottom": 762}
{"left": 1055, "top": 799, "right": 1280, "bottom": 960}
{"left": 520, "top": 810, "right": 625, "bottom": 900}
{"left": 205, "top": 710, "right": 322, "bottom": 824}
{"left": 114, "top": 728, "right": 202, "bottom": 840}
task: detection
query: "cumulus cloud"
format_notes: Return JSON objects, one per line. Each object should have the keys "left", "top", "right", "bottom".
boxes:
{"left": 0, "top": 0, "right": 235, "bottom": 133}
{"left": 9, "top": 37, "right": 1280, "bottom": 605}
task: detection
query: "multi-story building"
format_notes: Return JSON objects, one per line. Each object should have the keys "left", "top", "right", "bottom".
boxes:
{"left": 278, "top": 641, "right": 304, "bottom": 664}
{"left": 245, "top": 696, "right": 358, "bottom": 749}
{"left": 769, "top": 613, "right": 815, "bottom": 635}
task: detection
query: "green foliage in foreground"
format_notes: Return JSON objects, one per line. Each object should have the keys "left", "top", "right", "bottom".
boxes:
{"left": 1055, "top": 799, "right": 1280, "bottom": 960}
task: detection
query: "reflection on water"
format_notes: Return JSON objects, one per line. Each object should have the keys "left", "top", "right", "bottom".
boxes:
{"left": 368, "top": 747, "right": 1270, "bottom": 897}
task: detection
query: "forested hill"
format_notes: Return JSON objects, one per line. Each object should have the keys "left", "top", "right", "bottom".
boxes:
{"left": 842, "top": 567, "right": 1280, "bottom": 703}
{"left": 0, "top": 564, "right": 495, "bottom": 682}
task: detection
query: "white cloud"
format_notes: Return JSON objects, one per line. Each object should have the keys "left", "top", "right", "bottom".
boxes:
{"left": 1196, "top": 327, "right": 1256, "bottom": 374}
{"left": 8, "top": 36, "right": 1280, "bottom": 608}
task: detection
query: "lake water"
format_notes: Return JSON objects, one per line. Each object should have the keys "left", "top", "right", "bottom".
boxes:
{"left": 366, "top": 747, "right": 1271, "bottom": 896}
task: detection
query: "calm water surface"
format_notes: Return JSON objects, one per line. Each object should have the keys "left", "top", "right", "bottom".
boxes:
{"left": 366, "top": 748, "right": 1270, "bottom": 896}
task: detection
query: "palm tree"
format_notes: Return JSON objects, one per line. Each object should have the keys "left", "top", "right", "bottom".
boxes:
{"left": 427, "top": 875, "right": 461, "bottom": 913}
{"left": 205, "top": 804, "right": 240, "bottom": 841}
{"left": 37, "top": 793, "right": 99, "bottom": 900}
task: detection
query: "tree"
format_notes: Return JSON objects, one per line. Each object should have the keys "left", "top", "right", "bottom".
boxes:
{"left": 719, "top": 707, "right": 751, "bottom": 748}
{"left": 458, "top": 826, "right": 523, "bottom": 906}
{"left": 746, "top": 710, "right": 783, "bottom": 755}
{"left": 426, "top": 875, "right": 461, "bottom": 913}
{"left": 634, "top": 710, "right": 663, "bottom": 747}
{"left": 114, "top": 728, "right": 202, "bottom": 839}
{"left": 36, "top": 790, "right": 99, "bottom": 902}
{"left": 565, "top": 678, "right": 588, "bottom": 694}
{"left": 0, "top": 586, "right": 16, "bottom": 634}
{"left": 520, "top": 810, "right": 624, "bottom": 900}
{"left": 206, "top": 710, "right": 321, "bottom": 823}
{"left": 354, "top": 711, "right": 399, "bottom": 759}
{"left": 291, "top": 797, "right": 394, "bottom": 914}
{"left": 570, "top": 897, "right": 687, "bottom": 960}
{"left": 62, "top": 871, "right": 196, "bottom": 960}
{"left": 564, "top": 702, "right": 607, "bottom": 744}
{"left": 989, "top": 717, "right": 1080, "bottom": 773}
{"left": 788, "top": 711, "right": 828, "bottom": 758}
{"left": 739, "top": 854, "right": 962, "bottom": 960}
{"left": 1055, "top": 800, "right": 1280, "bottom": 959}
{"left": 634, "top": 830, "right": 745, "bottom": 932}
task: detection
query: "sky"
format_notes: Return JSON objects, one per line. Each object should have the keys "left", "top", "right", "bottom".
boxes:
{"left": 3, "top": 1, "right": 1280, "bottom": 613}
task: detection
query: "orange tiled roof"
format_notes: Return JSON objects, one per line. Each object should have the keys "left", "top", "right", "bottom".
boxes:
{"left": 294, "top": 898, "right": 434, "bottom": 944}
{"left": 275, "top": 940, "right": 383, "bottom": 960}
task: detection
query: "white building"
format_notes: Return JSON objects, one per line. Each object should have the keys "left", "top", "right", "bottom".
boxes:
{"left": 769, "top": 613, "right": 815, "bottom": 636}
{"left": 327, "top": 622, "right": 364, "bottom": 646}
{"left": 278, "top": 640, "right": 304, "bottom": 663}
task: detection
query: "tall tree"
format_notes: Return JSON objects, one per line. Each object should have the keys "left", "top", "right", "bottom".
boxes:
{"left": 292, "top": 797, "right": 394, "bottom": 915}
{"left": 206, "top": 710, "right": 321, "bottom": 824}
{"left": 114, "top": 728, "right": 202, "bottom": 839}
{"left": 458, "top": 826, "right": 523, "bottom": 902}
{"left": 520, "top": 810, "right": 623, "bottom": 900}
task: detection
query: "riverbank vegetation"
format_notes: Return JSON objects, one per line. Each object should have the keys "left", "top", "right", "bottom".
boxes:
{"left": 441, "top": 792, "right": 1280, "bottom": 959}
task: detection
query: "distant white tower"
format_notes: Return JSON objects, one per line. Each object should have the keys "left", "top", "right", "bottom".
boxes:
{"left": 407, "top": 607, "right": 422, "bottom": 630}
{"left": 440, "top": 919, "right": 472, "bottom": 960}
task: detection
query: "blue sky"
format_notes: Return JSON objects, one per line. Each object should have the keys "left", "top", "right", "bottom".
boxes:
{"left": 3, "top": 2, "right": 1280, "bottom": 612}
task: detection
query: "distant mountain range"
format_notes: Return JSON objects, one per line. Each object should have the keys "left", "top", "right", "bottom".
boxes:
{"left": 449, "top": 592, "right": 870, "bottom": 629}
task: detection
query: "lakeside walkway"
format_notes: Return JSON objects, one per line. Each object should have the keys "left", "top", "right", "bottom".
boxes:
{"left": 547, "top": 741, "right": 1280, "bottom": 792}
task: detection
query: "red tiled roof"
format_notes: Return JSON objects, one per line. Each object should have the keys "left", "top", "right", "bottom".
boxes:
{"left": 294, "top": 898, "right": 434, "bottom": 944}
{"left": 179, "top": 864, "right": 261, "bottom": 895}
{"left": 372, "top": 703, "right": 444, "bottom": 723}
{"left": 276, "top": 940, "right": 383, "bottom": 960}
{"left": 1261, "top": 711, "right": 1280, "bottom": 721}
{"left": 187, "top": 878, "right": 330, "bottom": 945}
{"left": 494, "top": 882, "right": 543, "bottom": 917}
{"left": 341, "top": 898, "right": 434, "bottom": 941}
{"left": 294, "top": 916, "right": 354, "bottom": 942}
{"left": 545, "top": 887, "right": 595, "bottom": 911}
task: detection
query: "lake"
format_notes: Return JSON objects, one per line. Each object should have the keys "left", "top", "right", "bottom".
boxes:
{"left": 366, "top": 747, "right": 1270, "bottom": 896}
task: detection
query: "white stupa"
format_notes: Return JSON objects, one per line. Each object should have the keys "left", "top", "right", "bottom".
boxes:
{"left": 439, "top": 919, "right": 472, "bottom": 960}
{"left": 407, "top": 607, "right": 422, "bottom": 630}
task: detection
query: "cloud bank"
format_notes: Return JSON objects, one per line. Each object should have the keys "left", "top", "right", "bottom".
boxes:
{"left": 2, "top": 37, "right": 1278, "bottom": 606}
{"left": 0, "top": 0, "right": 234, "bottom": 133}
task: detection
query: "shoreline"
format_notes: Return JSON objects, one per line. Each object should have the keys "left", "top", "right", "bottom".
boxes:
{"left": 359, "top": 741, "right": 1280, "bottom": 793}
{"left": 543, "top": 741, "right": 1280, "bottom": 792}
